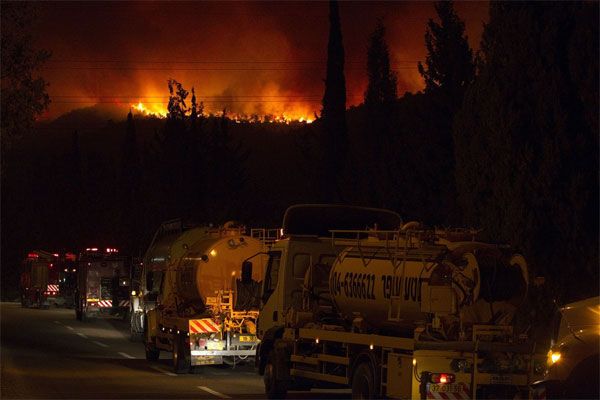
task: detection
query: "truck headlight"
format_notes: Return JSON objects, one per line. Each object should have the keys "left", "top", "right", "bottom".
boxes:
{"left": 547, "top": 349, "right": 561, "bottom": 366}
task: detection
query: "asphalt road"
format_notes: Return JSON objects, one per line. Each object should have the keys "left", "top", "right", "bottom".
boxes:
{"left": 1, "top": 303, "right": 350, "bottom": 399}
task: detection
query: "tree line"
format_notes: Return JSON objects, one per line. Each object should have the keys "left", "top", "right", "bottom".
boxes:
{"left": 1, "top": 1, "right": 597, "bottom": 305}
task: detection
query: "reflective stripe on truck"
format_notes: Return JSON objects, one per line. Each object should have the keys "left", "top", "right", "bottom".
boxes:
{"left": 189, "top": 318, "right": 220, "bottom": 333}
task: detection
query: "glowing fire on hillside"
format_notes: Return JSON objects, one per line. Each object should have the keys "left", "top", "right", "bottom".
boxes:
{"left": 131, "top": 101, "right": 314, "bottom": 124}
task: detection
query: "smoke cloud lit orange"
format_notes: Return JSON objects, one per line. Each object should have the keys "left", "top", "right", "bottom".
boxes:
{"left": 34, "top": 2, "right": 487, "bottom": 121}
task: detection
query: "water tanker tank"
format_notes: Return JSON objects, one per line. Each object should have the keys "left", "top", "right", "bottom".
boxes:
{"left": 175, "top": 234, "right": 266, "bottom": 306}
{"left": 328, "top": 237, "right": 528, "bottom": 334}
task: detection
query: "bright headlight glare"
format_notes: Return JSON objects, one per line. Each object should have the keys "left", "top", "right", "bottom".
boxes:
{"left": 547, "top": 350, "right": 561, "bottom": 365}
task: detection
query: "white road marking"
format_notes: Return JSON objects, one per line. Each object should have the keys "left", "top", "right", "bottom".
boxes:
{"left": 118, "top": 352, "right": 135, "bottom": 359}
{"left": 92, "top": 340, "right": 109, "bottom": 348}
{"left": 53, "top": 320, "right": 62, "bottom": 325}
{"left": 151, "top": 366, "right": 177, "bottom": 377}
{"left": 197, "top": 386, "right": 231, "bottom": 399}
{"left": 76, "top": 332, "right": 88, "bottom": 339}
{"left": 66, "top": 325, "right": 75, "bottom": 331}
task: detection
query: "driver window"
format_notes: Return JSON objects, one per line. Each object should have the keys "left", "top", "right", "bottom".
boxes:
{"left": 315, "top": 255, "right": 336, "bottom": 288}
{"left": 293, "top": 253, "right": 311, "bottom": 281}
{"left": 263, "top": 251, "right": 282, "bottom": 301}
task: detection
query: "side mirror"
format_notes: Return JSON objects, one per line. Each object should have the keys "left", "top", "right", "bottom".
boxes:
{"left": 242, "top": 261, "right": 253, "bottom": 284}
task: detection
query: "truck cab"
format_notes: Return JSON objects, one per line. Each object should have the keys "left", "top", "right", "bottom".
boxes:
{"left": 256, "top": 204, "right": 402, "bottom": 377}
{"left": 75, "top": 247, "right": 130, "bottom": 321}
{"left": 20, "top": 250, "right": 62, "bottom": 308}
{"left": 258, "top": 236, "right": 339, "bottom": 339}
{"left": 532, "top": 296, "right": 599, "bottom": 399}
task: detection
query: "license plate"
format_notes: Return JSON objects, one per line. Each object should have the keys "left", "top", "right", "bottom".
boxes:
{"left": 239, "top": 335, "right": 254, "bottom": 342}
{"left": 428, "top": 383, "right": 462, "bottom": 393}
{"left": 491, "top": 375, "right": 512, "bottom": 384}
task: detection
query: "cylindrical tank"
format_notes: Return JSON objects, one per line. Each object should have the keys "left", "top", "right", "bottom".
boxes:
{"left": 142, "top": 226, "right": 213, "bottom": 295}
{"left": 329, "top": 241, "right": 528, "bottom": 332}
{"left": 175, "top": 234, "right": 265, "bottom": 305}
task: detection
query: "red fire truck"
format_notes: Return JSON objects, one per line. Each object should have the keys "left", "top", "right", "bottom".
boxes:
{"left": 75, "top": 247, "right": 131, "bottom": 321}
{"left": 57, "top": 252, "right": 79, "bottom": 308}
{"left": 20, "top": 250, "right": 61, "bottom": 308}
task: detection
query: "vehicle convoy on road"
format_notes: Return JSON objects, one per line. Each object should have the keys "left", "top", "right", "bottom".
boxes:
{"left": 55, "top": 251, "right": 79, "bottom": 308}
{"left": 130, "top": 219, "right": 198, "bottom": 341}
{"left": 256, "top": 204, "right": 545, "bottom": 399}
{"left": 75, "top": 247, "right": 131, "bottom": 321}
{"left": 138, "top": 220, "right": 270, "bottom": 373}
{"left": 20, "top": 250, "right": 64, "bottom": 308}
{"left": 531, "top": 296, "right": 599, "bottom": 399}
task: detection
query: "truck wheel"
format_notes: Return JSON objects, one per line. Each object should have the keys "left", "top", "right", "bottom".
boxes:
{"left": 264, "top": 351, "right": 287, "bottom": 399}
{"left": 145, "top": 343, "right": 160, "bottom": 361}
{"left": 352, "top": 361, "right": 377, "bottom": 399}
{"left": 172, "top": 334, "right": 191, "bottom": 374}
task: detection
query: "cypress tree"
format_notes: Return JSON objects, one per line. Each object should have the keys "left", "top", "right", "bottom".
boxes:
{"left": 320, "top": 0, "right": 347, "bottom": 201}
{"left": 454, "top": 2, "right": 598, "bottom": 302}
{"left": 365, "top": 20, "right": 397, "bottom": 107}
{"left": 418, "top": 0, "right": 474, "bottom": 103}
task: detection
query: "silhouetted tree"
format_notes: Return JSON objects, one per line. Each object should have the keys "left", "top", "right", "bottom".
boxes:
{"left": 0, "top": 2, "right": 51, "bottom": 299}
{"left": 118, "top": 111, "right": 142, "bottom": 251}
{"left": 204, "top": 109, "right": 249, "bottom": 222}
{"left": 1, "top": 2, "right": 50, "bottom": 173}
{"left": 365, "top": 20, "right": 397, "bottom": 107}
{"left": 321, "top": 0, "right": 347, "bottom": 201}
{"left": 166, "top": 79, "right": 189, "bottom": 121}
{"left": 357, "top": 19, "right": 398, "bottom": 207}
{"left": 454, "top": 2, "right": 598, "bottom": 302}
{"left": 64, "top": 130, "right": 84, "bottom": 246}
{"left": 390, "top": 0, "right": 474, "bottom": 222}
{"left": 418, "top": 0, "right": 474, "bottom": 103}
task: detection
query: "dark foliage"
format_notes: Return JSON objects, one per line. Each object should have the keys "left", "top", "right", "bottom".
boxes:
{"left": 418, "top": 0, "right": 475, "bottom": 104}
{"left": 454, "top": 1, "right": 598, "bottom": 302}
{"left": 1, "top": 2, "right": 50, "bottom": 171}
{"left": 364, "top": 20, "right": 397, "bottom": 107}
{"left": 320, "top": 0, "right": 348, "bottom": 201}
{"left": 1, "top": 1, "right": 597, "bottom": 308}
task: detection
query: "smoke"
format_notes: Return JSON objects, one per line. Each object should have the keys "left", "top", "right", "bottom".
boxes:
{"left": 34, "top": 1, "right": 487, "bottom": 120}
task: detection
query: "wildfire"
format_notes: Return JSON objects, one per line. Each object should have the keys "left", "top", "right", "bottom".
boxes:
{"left": 132, "top": 102, "right": 167, "bottom": 118}
{"left": 130, "top": 101, "right": 314, "bottom": 124}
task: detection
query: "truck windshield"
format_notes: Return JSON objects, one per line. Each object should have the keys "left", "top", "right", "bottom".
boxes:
{"left": 262, "top": 251, "right": 282, "bottom": 302}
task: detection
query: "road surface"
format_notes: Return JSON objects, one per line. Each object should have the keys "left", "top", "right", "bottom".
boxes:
{"left": 1, "top": 303, "right": 349, "bottom": 399}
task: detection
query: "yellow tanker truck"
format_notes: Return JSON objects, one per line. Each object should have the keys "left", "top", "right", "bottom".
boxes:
{"left": 138, "top": 220, "right": 269, "bottom": 373}
{"left": 256, "top": 204, "right": 545, "bottom": 399}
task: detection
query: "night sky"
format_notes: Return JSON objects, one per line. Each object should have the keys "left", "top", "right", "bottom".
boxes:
{"left": 34, "top": 1, "right": 488, "bottom": 120}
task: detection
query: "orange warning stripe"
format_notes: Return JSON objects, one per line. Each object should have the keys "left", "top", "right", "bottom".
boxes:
{"left": 189, "top": 318, "right": 220, "bottom": 333}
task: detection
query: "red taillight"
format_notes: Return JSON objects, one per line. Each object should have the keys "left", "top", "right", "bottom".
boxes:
{"left": 430, "top": 373, "right": 455, "bottom": 384}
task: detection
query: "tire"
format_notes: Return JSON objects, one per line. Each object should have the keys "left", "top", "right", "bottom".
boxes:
{"left": 145, "top": 342, "right": 160, "bottom": 361}
{"left": 172, "top": 334, "right": 191, "bottom": 374}
{"left": 264, "top": 350, "right": 287, "bottom": 399}
{"left": 352, "top": 361, "right": 377, "bottom": 399}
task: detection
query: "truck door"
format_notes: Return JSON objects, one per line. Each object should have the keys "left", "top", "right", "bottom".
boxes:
{"left": 258, "top": 250, "right": 283, "bottom": 337}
